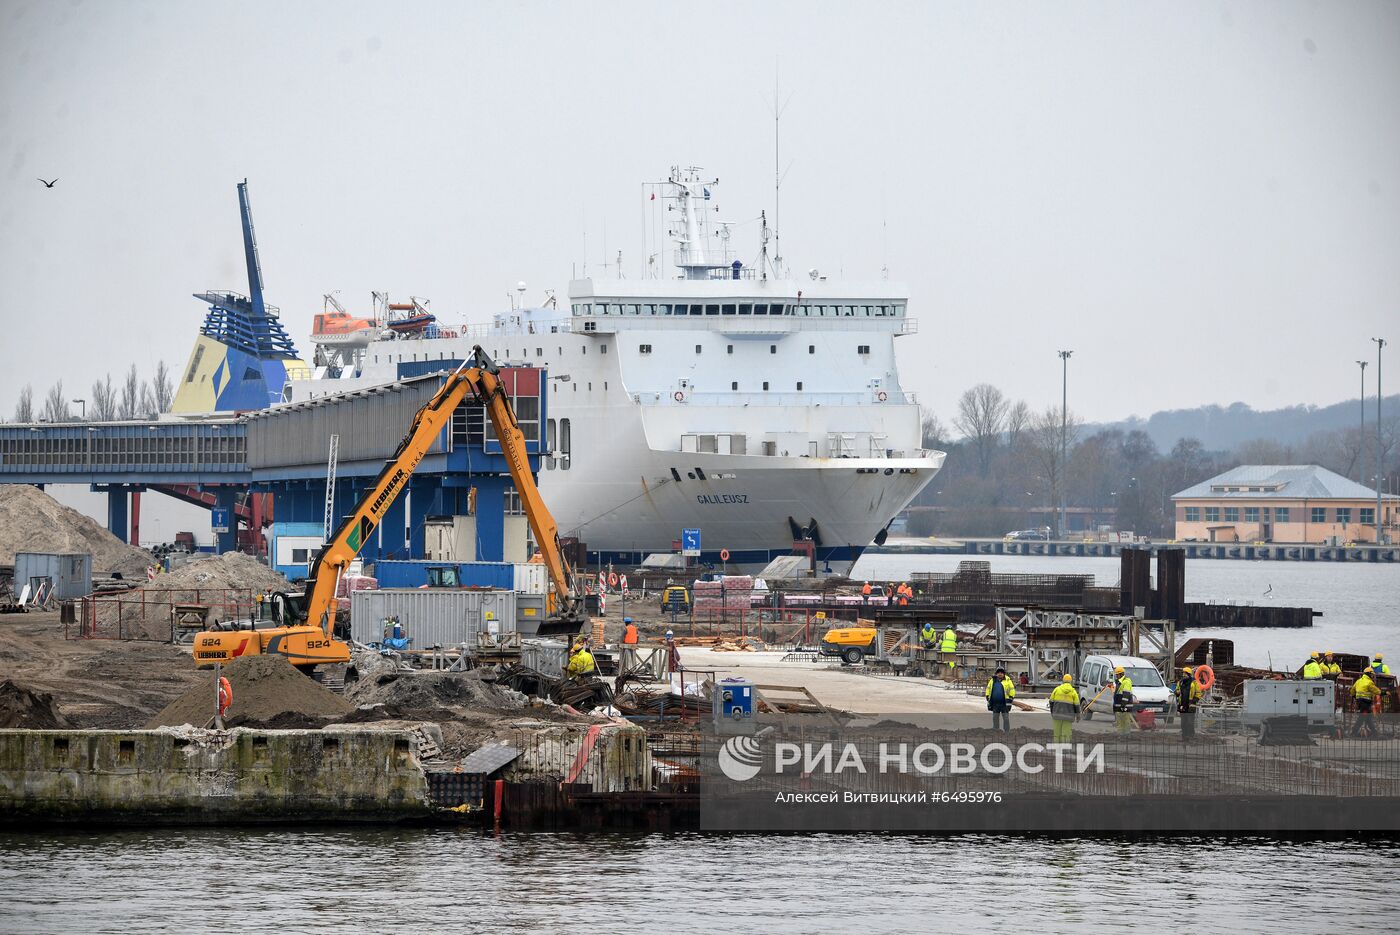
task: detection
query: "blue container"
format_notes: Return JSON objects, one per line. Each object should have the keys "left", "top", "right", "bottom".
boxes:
{"left": 371, "top": 560, "right": 515, "bottom": 590}
{"left": 717, "top": 678, "right": 754, "bottom": 721}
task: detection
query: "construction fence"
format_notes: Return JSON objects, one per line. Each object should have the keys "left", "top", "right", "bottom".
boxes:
{"left": 70, "top": 588, "right": 260, "bottom": 642}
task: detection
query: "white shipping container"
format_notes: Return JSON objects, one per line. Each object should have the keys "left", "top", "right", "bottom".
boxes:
{"left": 513, "top": 562, "right": 549, "bottom": 595}
{"left": 350, "top": 588, "right": 516, "bottom": 647}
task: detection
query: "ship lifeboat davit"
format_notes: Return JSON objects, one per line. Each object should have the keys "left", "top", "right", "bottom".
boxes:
{"left": 312, "top": 310, "right": 379, "bottom": 347}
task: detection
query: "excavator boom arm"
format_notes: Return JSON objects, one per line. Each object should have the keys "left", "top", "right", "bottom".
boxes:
{"left": 473, "top": 356, "right": 577, "bottom": 618}
{"left": 302, "top": 346, "right": 575, "bottom": 636}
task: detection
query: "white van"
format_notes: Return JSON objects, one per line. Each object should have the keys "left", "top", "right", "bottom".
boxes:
{"left": 1077, "top": 654, "right": 1175, "bottom": 719}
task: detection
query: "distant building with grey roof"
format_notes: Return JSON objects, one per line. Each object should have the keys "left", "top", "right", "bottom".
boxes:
{"left": 1172, "top": 465, "right": 1397, "bottom": 544}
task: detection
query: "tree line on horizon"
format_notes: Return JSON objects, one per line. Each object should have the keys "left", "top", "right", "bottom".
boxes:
{"left": 912, "top": 383, "right": 1400, "bottom": 538}
{"left": 8, "top": 363, "right": 175, "bottom": 424}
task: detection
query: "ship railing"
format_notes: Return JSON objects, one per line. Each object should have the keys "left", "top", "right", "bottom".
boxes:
{"left": 457, "top": 318, "right": 573, "bottom": 339}
{"left": 197, "top": 289, "right": 281, "bottom": 317}
{"left": 632, "top": 390, "right": 917, "bottom": 407}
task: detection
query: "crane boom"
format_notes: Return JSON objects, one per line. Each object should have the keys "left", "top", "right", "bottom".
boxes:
{"left": 303, "top": 345, "right": 578, "bottom": 637}
{"left": 192, "top": 345, "right": 580, "bottom": 670}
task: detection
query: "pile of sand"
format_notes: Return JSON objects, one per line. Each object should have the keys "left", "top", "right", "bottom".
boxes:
{"left": 145, "top": 655, "right": 353, "bottom": 728}
{"left": 149, "top": 551, "right": 289, "bottom": 594}
{"left": 0, "top": 680, "right": 72, "bottom": 729}
{"left": 0, "top": 485, "right": 153, "bottom": 578}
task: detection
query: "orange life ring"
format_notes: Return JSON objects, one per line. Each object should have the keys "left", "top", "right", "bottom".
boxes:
{"left": 673, "top": 390, "right": 686, "bottom": 402}
{"left": 1194, "top": 665, "right": 1215, "bottom": 691}
{"left": 720, "top": 548, "right": 730, "bottom": 561}
{"left": 876, "top": 390, "right": 888, "bottom": 402}
{"left": 608, "top": 572, "right": 618, "bottom": 587}
{"left": 218, "top": 676, "right": 233, "bottom": 715}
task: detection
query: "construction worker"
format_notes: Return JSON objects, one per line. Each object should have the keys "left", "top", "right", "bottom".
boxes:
{"left": 1321, "top": 651, "right": 1342, "bottom": 680}
{"left": 1352, "top": 667, "right": 1381, "bottom": 738}
{"left": 919, "top": 621, "right": 938, "bottom": 649}
{"left": 885, "top": 583, "right": 897, "bottom": 606}
{"left": 861, "top": 581, "right": 873, "bottom": 604}
{"left": 664, "top": 629, "right": 681, "bottom": 675}
{"left": 1373, "top": 653, "right": 1390, "bottom": 677}
{"left": 1113, "top": 665, "right": 1135, "bottom": 732}
{"left": 1302, "top": 652, "right": 1323, "bottom": 680}
{"left": 621, "top": 618, "right": 639, "bottom": 645}
{"left": 985, "top": 667, "right": 1017, "bottom": 732}
{"left": 1049, "top": 673, "right": 1080, "bottom": 743}
{"left": 1175, "top": 666, "right": 1202, "bottom": 741}
{"left": 565, "top": 640, "right": 596, "bottom": 679}
{"left": 897, "top": 582, "right": 912, "bottom": 606}
{"left": 939, "top": 625, "right": 958, "bottom": 678}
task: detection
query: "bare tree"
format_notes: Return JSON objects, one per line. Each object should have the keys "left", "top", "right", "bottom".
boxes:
{"left": 953, "top": 383, "right": 1010, "bottom": 473}
{"left": 1030, "top": 405, "right": 1081, "bottom": 525}
{"left": 41, "top": 381, "right": 72, "bottom": 422}
{"left": 152, "top": 360, "right": 174, "bottom": 413}
{"left": 138, "top": 381, "right": 158, "bottom": 419}
{"left": 118, "top": 364, "right": 140, "bottom": 420}
{"left": 91, "top": 374, "right": 117, "bottom": 421}
{"left": 1005, "top": 400, "right": 1031, "bottom": 451}
{"left": 920, "top": 407, "right": 949, "bottom": 449}
{"left": 13, "top": 384, "right": 34, "bottom": 423}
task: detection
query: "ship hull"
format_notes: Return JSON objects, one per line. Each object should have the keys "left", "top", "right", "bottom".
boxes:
{"left": 538, "top": 446, "right": 942, "bottom": 572}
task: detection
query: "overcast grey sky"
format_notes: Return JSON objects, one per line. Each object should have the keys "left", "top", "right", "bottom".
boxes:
{"left": 3, "top": 0, "right": 1398, "bottom": 426}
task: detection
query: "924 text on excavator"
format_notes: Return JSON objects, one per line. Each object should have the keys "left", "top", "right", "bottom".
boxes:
{"left": 193, "top": 346, "right": 584, "bottom": 670}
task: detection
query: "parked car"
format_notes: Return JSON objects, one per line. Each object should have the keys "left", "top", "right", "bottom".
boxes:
{"left": 1076, "top": 654, "right": 1175, "bottom": 720}
{"left": 1004, "top": 527, "right": 1051, "bottom": 541}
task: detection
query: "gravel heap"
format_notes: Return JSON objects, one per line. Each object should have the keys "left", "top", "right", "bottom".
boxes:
{"left": 0, "top": 484, "right": 152, "bottom": 577}
{"left": 145, "top": 655, "right": 352, "bottom": 728}
{"left": 346, "top": 650, "right": 527, "bottom": 711}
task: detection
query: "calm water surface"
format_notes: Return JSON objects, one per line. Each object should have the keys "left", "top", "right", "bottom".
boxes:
{"left": 0, "top": 829, "right": 1388, "bottom": 934}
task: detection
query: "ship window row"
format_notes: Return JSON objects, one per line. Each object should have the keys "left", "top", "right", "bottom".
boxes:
{"left": 572, "top": 302, "right": 906, "bottom": 318}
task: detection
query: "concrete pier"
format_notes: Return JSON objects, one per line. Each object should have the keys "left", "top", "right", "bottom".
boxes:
{"left": 0, "top": 727, "right": 432, "bottom": 826}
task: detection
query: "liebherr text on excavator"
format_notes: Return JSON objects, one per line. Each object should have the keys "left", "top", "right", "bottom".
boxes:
{"left": 192, "top": 346, "right": 584, "bottom": 669}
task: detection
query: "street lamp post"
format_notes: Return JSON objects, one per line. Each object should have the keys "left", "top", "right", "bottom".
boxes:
{"left": 1374, "top": 338, "right": 1387, "bottom": 543}
{"left": 1058, "top": 350, "right": 1073, "bottom": 539}
{"left": 1356, "top": 360, "right": 1368, "bottom": 483}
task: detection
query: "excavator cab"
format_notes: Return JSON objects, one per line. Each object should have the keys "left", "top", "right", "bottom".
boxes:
{"left": 426, "top": 566, "right": 460, "bottom": 588}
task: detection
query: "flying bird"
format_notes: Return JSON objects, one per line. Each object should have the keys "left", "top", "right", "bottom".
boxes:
{"left": 37, "top": 178, "right": 58, "bottom": 188}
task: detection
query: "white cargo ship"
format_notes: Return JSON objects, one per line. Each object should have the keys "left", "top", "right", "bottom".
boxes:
{"left": 289, "top": 167, "right": 943, "bottom": 570}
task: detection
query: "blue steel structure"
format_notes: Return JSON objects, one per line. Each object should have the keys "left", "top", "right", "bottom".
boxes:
{"left": 171, "top": 180, "right": 308, "bottom": 413}
{"left": 0, "top": 371, "right": 546, "bottom": 563}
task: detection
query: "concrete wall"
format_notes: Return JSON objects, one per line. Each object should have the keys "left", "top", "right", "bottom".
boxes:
{"left": 506, "top": 724, "right": 652, "bottom": 792}
{"left": 0, "top": 727, "right": 431, "bottom": 826}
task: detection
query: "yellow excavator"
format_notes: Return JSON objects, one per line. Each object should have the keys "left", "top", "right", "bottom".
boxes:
{"left": 193, "top": 346, "right": 584, "bottom": 669}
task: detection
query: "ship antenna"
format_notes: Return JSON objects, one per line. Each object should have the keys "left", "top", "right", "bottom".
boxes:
{"left": 771, "top": 66, "right": 794, "bottom": 279}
